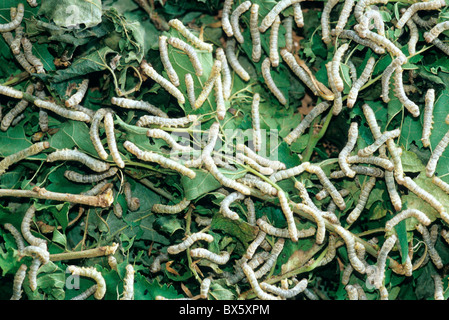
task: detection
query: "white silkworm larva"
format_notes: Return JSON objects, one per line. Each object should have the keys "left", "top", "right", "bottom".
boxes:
{"left": 236, "top": 153, "right": 274, "bottom": 175}
{"left": 347, "top": 60, "right": 358, "bottom": 84}
{"left": 321, "top": 0, "right": 340, "bottom": 44}
{"left": 194, "top": 59, "right": 222, "bottom": 110}
{"left": 347, "top": 155, "right": 394, "bottom": 171}
{"left": 293, "top": 3, "right": 304, "bottom": 27}
{"left": 1, "top": 84, "right": 34, "bottom": 131}
{"left": 412, "top": 13, "right": 437, "bottom": 29}
{"left": 290, "top": 202, "right": 325, "bottom": 244}
{"left": 259, "top": 0, "right": 301, "bottom": 33}
{"left": 346, "top": 285, "right": 359, "bottom": 300}
{"left": 242, "top": 262, "right": 281, "bottom": 300}
{"left": 0, "top": 3, "right": 24, "bottom": 33}
{"left": 20, "top": 245, "right": 50, "bottom": 265}
{"left": 256, "top": 218, "right": 290, "bottom": 238}
{"left": 268, "top": 163, "right": 307, "bottom": 183}
{"left": 21, "top": 204, "right": 47, "bottom": 248}
{"left": 123, "top": 182, "right": 140, "bottom": 212}
{"left": 260, "top": 278, "right": 308, "bottom": 299}
{"left": 251, "top": 93, "right": 262, "bottom": 152}
{"left": 393, "top": 68, "right": 420, "bottom": 117}
{"left": 46, "top": 148, "right": 110, "bottom": 172}
{"left": 3, "top": 223, "right": 25, "bottom": 252}
{"left": 220, "top": 191, "right": 245, "bottom": 220}
{"left": 222, "top": 0, "right": 234, "bottom": 37}
{"left": 225, "top": 38, "right": 250, "bottom": 81}
{"left": 280, "top": 49, "right": 319, "bottom": 96}
{"left": 230, "top": 1, "right": 251, "bottom": 44}
{"left": 385, "top": 208, "right": 431, "bottom": 232}
{"left": 28, "top": 258, "right": 41, "bottom": 291}
{"left": 21, "top": 37, "right": 45, "bottom": 74}
{"left": 422, "top": 89, "right": 435, "bottom": 148}
{"left": 381, "top": 58, "right": 403, "bottom": 103}
{"left": 278, "top": 190, "right": 298, "bottom": 242}
{"left": 33, "top": 99, "right": 91, "bottom": 122}
{"left": 253, "top": 238, "right": 285, "bottom": 279}
{"left": 358, "top": 128, "right": 401, "bottom": 157}
{"left": 326, "top": 62, "right": 343, "bottom": 115}
{"left": 245, "top": 197, "right": 256, "bottom": 225}
{"left": 0, "top": 141, "right": 50, "bottom": 176}
{"left": 415, "top": 224, "right": 444, "bottom": 269}
{"left": 167, "top": 37, "right": 203, "bottom": 77}
{"left": 111, "top": 97, "right": 168, "bottom": 118}
{"left": 426, "top": 130, "right": 449, "bottom": 177}
{"left": 284, "top": 102, "right": 331, "bottom": 145}
{"left": 365, "top": 31, "right": 407, "bottom": 62}
{"left": 284, "top": 16, "right": 293, "bottom": 53}
{"left": 200, "top": 278, "right": 211, "bottom": 299}
{"left": 201, "top": 121, "right": 220, "bottom": 160}
{"left": 108, "top": 255, "right": 118, "bottom": 271}
{"left": 168, "top": 19, "right": 213, "bottom": 52}
{"left": 318, "top": 235, "right": 337, "bottom": 266}
{"left": 339, "top": 122, "right": 359, "bottom": 178}
{"left": 330, "top": 165, "right": 385, "bottom": 179}
{"left": 147, "top": 128, "right": 192, "bottom": 152}
{"left": 334, "top": 225, "right": 366, "bottom": 274}
{"left": 269, "top": 16, "right": 281, "bottom": 67}
{"left": 245, "top": 230, "right": 267, "bottom": 259}
{"left": 185, "top": 73, "right": 196, "bottom": 107}
{"left": 294, "top": 180, "right": 317, "bottom": 209}
{"left": 71, "top": 284, "right": 98, "bottom": 300}
{"left": 216, "top": 48, "right": 232, "bottom": 99}
{"left": 89, "top": 108, "right": 109, "bottom": 160}
{"left": 238, "top": 176, "right": 278, "bottom": 196}
{"left": 64, "top": 167, "right": 118, "bottom": 184}
{"left": 346, "top": 177, "right": 377, "bottom": 224}
{"left": 150, "top": 253, "right": 169, "bottom": 273}
{"left": 334, "top": 0, "right": 355, "bottom": 36}
{"left": 347, "top": 57, "right": 375, "bottom": 108}
{"left": 385, "top": 169, "right": 402, "bottom": 211}
{"left": 354, "top": 0, "right": 388, "bottom": 22}
{"left": 190, "top": 248, "right": 230, "bottom": 265}
{"left": 214, "top": 75, "right": 226, "bottom": 120}
{"left": 167, "top": 232, "right": 214, "bottom": 255}
{"left": 104, "top": 112, "right": 125, "bottom": 168}
{"left": 152, "top": 198, "right": 191, "bottom": 214}
{"left": 432, "top": 176, "right": 449, "bottom": 194}
{"left": 432, "top": 274, "right": 445, "bottom": 300}
{"left": 236, "top": 144, "right": 286, "bottom": 171}
{"left": 11, "top": 264, "right": 27, "bottom": 300}
{"left": 397, "top": 0, "right": 446, "bottom": 29}
{"left": 67, "top": 266, "right": 106, "bottom": 300}
{"left": 406, "top": 17, "right": 419, "bottom": 56}
{"left": 355, "top": 10, "right": 385, "bottom": 38}
{"left": 65, "top": 79, "right": 89, "bottom": 108}
{"left": 332, "top": 43, "right": 349, "bottom": 92}
{"left": 261, "top": 57, "right": 287, "bottom": 105}
{"left": 136, "top": 114, "right": 197, "bottom": 128}
{"left": 140, "top": 61, "right": 185, "bottom": 105}
{"left": 338, "top": 30, "right": 385, "bottom": 54}
{"left": 0, "top": 85, "right": 24, "bottom": 100}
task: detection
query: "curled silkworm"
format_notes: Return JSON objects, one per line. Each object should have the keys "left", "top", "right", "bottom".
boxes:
{"left": 152, "top": 198, "right": 191, "bottom": 214}
{"left": 222, "top": 0, "right": 234, "bottom": 37}
{"left": 1, "top": 31, "right": 35, "bottom": 73}
{"left": 260, "top": 278, "right": 308, "bottom": 299}
{"left": 333, "top": 225, "right": 366, "bottom": 274}
{"left": 194, "top": 59, "right": 222, "bottom": 110}
{"left": 354, "top": 0, "right": 388, "bottom": 22}
{"left": 185, "top": 73, "right": 196, "bottom": 107}
{"left": 347, "top": 155, "right": 394, "bottom": 171}
{"left": 385, "top": 208, "right": 431, "bottom": 232}
{"left": 280, "top": 49, "right": 318, "bottom": 96}
{"left": 214, "top": 75, "right": 226, "bottom": 120}
{"left": 346, "top": 177, "right": 377, "bottom": 224}
{"left": 421, "top": 89, "right": 435, "bottom": 148}
{"left": 104, "top": 112, "right": 125, "bottom": 168}
{"left": 147, "top": 128, "right": 192, "bottom": 151}
{"left": 284, "top": 16, "right": 293, "bottom": 52}
{"left": 64, "top": 167, "right": 119, "bottom": 184}
{"left": 67, "top": 266, "right": 106, "bottom": 300}
{"left": 259, "top": 0, "right": 301, "bottom": 33}
{"left": 261, "top": 57, "right": 287, "bottom": 105}
{"left": 90, "top": 109, "right": 109, "bottom": 160}
{"left": 385, "top": 170, "right": 402, "bottom": 211}
{"left": 1, "top": 84, "right": 33, "bottom": 131}
{"left": 393, "top": 68, "right": 420, "bottom": 117}
{"left": 332, "top": 43, "right": 349, "bottom": 92}
{"left": 242, "top": 262, "right": 281, "bottom": 300}
{"left": 150, "top": 253, "right": 169, "bottom": 273}
{"left": 236, "top": 144, "right": 286, "bottom": 171}
{"left": 120, "top": 264, "right": 135, "bottom": 300}
{"left": 71, "top": 285, "right": 98, "bottom": 300}
{"left": 215, "top": 48, "right": 232, "bottom": 99}
{"left": 11, "top": 264, "right": 27, "bottom": 300}
{"left": 381, "top": 58, "right": 403, "bottom": 103}
{"left": 136, "top": 114, "right": 197, "bottom": 128}
{"left": 347, "top": 57, "right": 375, "bottom": 108}
{"left": 231, "top": 1, "right": 251, "bottom": 43}
{"left": 46, "top": 148, "right": 110, "bottom": 172}
{"left": 290, "top": 202, "right": 325, "bottom": 244}
{"left": 123, "top": 182, "right": 140, "bottom": 211}
{"left": 225, "top": 38, "right": 250, "bottom": 81}
{"left": 432, "top": 176, "right": 449, "bottom": 194}
{"left": 200, "top": 278, "right": 211, "bottom": 299}
{"left": 65, "top": 79, "right": 89, "bottom": 108}
{"left": 278, "top": 190, "right": 298, "bottom": 242}
{"left": 220, "top": 192, "right": 245, "bottom": 220}
{"left": 358, "top": 128, "right": 401, "bottom": 157}
{"left": 0, "top": 141, "right": 50, "bottom": 176}
{"left": 269, "top": 163, "right": 307, "bottom": 183}
{"left": 339, "top": 122, "right": 358, "bottom": 178}
{"left": 415, "top": 224, "right": 443, "bottom": 269}
{"left": 3, "top": 223, "right": 25, "bottom": 252}
{"left": 167, "top": 37, "right": 203, "bottom": 77}
{"left": 426, "top": 130, "right": 449, "bottom": 177}
{"left": 321, "top": 0, "right": 340, "bottom": 44}
{"left": 432, "top": 274, "right": 445, "bottom": 300}
{"left": 167, "top": 232, "right": 214, "bottom": 255}
{"left": 21, "top": 204, "right": 46, "bottom": 248}
{"left": 33, "top": 99, "right": 91, "bottom": 122}
{"left": 0, "top": 85, "right": 24, "bottom": 100}
{"left": 168, "top": 19, "right": 213, "bottom": 52}
{"left": 284, "top": 101, "right": 331, "bottom": 145}
{"left": 140, "top": 61, "right": 185, "bottom": 105}
{"left": 111, "top": 97, "right": 168, "bottom": 118}
{"left": 338, "top": 30, "right": 385, "bottom": 54}
{"left": 398, "top": 0, "right": 446, "bottom": 29}
{"left": 334, "top": 0, "right": 356, "bottom": 36}
{"left": 190, "top": 248, "right": 230, "bottom": 264}
{"left": 0, "top": 3, "right": 24, "bottom": 33}
{"left": 21, "top": 37, "right": 45, "bottom": 74}
{"left": 326, "top": 62, "right": 343, "bottom": 115}
{"left": 21, "top": 245, "right": 50, "bottom": 265}
{"left": 245, "top": 230, "right": 267, "bottom": 259}
{"left": 251, "top": 93, "right": 262, "bottom": 152}
{"left": 354, "top": 10, "right": 385, "bottom": 38}
{"left": 269, "top": 16, "right": 281, "bottom": 67}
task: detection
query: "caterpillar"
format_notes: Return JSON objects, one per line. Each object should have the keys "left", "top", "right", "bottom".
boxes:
{"left": 260, "top": 278, "right": 308, "bottom": 299}
{"left": 393, "top": 68, "right": 420, "bottom": 117}
{"left": 147, "top": 128, "right": 192, "bottom": 152}
{"left": 347, "top": 60, "right": 358, "bottom": 84}
{"left": 137, "top": 115, "right": 197, "bottom": 130}
{"left": 214, "top": 75, "right": 226, "bottom": 120}
{"left": 27, "top": 0, "right": 38, "bottom": 7}
{"left": 318, "top": 235, "right": 337, "bottom": 266}
{"left": 421, "top": 89, "right": 435, "bottom": 148}
{"left": 21, "top": 37, "right": 45, "bottom": 74}
{"left": 89, "top": 108, "right": 109, "bottom": 160}
{"left": 46, "top": 148, "right": 111, "bottom": 173}
{"left": 64, "top": 167, "right": 119, "bottom": 184}
{"left": 236, "top": 144, "right": 286, "bottom": 171}
{"left": 346, "top": 177, "right": 377, "bottom": 224}
{"left": 358, "top": 128, "right": 401, "bottom": 157}
{"left": 65, "top": 79, "right": 89, "bottom": 108}
{"left": 230, "top": 1, "right": 252, "bottom": 44}
{"left": 67, "top": 266, "right": 106, "bottom": 300}
{"left": 354, "top": 10, "right": 385, "bottom": 38}
{"left": 220, "top": 191, "right": 245, "bottom": 220}
{"left": 354, "top": 0, "right": 388, "bottom": 22}
{"left": 204, "top": 156, "right": 251, "bottom": 195}
{"left": 200, "top": 278, "right": 211, "bottom": 299}
{"left": 3, "top": 223, "right": 25, "bottom": 252}
{"left": 194, "top": 59, "right": 222, "bottom": 110}
{"left": 294, "top": 180, "right": 318, "bottom": 209}
{"left": 315, "top": 187, "right": 350, "bottom": 201}
{"left": 11, "top": 264, "right": 27, "bottom": 300}
{"left": 426, "top": 130, "right": 449, "bottom": 177}
{"left": 21, "top": 245, "right": 50, "bottom": 265}
{"left": 331, "top": 166, "right": 385, "bottom": 179}
{"left": 347, "top": 155, "right": 394, "bottom": 171}
{"left": 108, "top": 255, "right": 118, "bottom": 271}
{"left": 28, "top": 258, "right": 41, "bottom": 291}
{"left": 261, "top": 57, "right": 287, "bottom": 105}
{"left": 245, "top": 230, "right": 267, "bottom": 259}
{"left": 385, "top": 170, "right": 402, "bottom": 211}
{"left": 11, "top": 114, "right": 24, "bottom": 126}
{"left": 167, "top": 232, "right": 215, "bottom": 255}
{"left": 201, "top": 121, "right": 220, "bottom": 160}
{"left": 415, "top": 224, "right": 443, "bottom": 269}
{"left": 269, "top": 16, "right": 281, "bottom": 67}
{"left": 241, "top": 262, "right": 282, "bottom": 300}
{"left": 280, "top": 49, "right": 319, "bottom": 96}
{"left": 111, "top": 97, "right": 168, "bottom": 118}
{"left": 346, "top": 285, "right": 359, "bottom": 300}
{"left": 244, "top": 197, "right": 256, "bottom": 225}
{"left": 432, "top": 274, "right": 445, "bottom": 300}
{"left": 222, "top": 0, "right": 234, "bottom": 37}
{"left": 321, "top": 0, "right": 340, "bottom": 44}
{"left": 167, "top": 37, "right": 203, "bottom": 77}
{"left": 333, "top": 225, "right": 366, "bottom": 274}
{"left": 432, "top": 176, "right": 449, "bottom": 194}
{"left": 397, "top": 0, "right": 446, "bottom": 29}
{"left": 293, "top": 3, "right": 304, "bottom": 27}
{"left": 406, "top": 17, "right": 419, "bottom": 56}
{"left": 290, "top": 202, "right": 325, "bottom": 244}
{"left": 225, "top": 38, "right": 250, "bottom": 82}
{"left": 259, "top": 0, "right": 302, "bottom": 33}
{"left": 381, "top": 58, "right": 404, "bottom": 103}
{"left": 104, "top": 112, "right": 125, "bottom": 168}
{"left": 225, "top": 252, "right": 269, "bottom": 285}
{"left": 237, "top": 175, "right": 278, "bottom": 196}
{"left": 384, "top": 208, "right": 431, "bottom": 232}
{"left": 168, "top": 19, "right": 213, "bottom": 53}
{"left": 334, "top": 0, "right": 356, "bottom": 36}
{"left": 251, "top": 93, "right": 262, "bottom": 152}
{"left": 256, "top": 218, "right": 290, "bottom": 238}
{"left": 253, "top": 238, "right": 285, "bottom": 279}
{"left": 326, "top": 62, "right": 343, "bottom": 115}
{"left": 140, "top": 60, "right": 185, "bottom": 105}
{"left": 332, "top": 43, "right": 349, "bottom": 92}
{"left": 278, "top": 190, "right": 298, "bottom": 242}
{"left": 71, "top": 104, "right": 95, "bottom": 119}
{"left": 149, "top": 253, "right": 169, "bottom": 273}
{"left": 1, "top": 32, "right": 36, "bottom": 74}
{"left": 338, "top": 30, "right": 385, "bottom": 54}
{"left": 152, "top": 198, "right": 191, "bottom": 214}
{"left": 0, "top": 85, "right": 24, "bottom": 100}
{"left": 284, "top": 16, "right": 293, "bottom": 53}
{"left": 412, "top": 13, "right": 437, "bottom": 29}
{"left": 190, "top": 248, "right": 230, "bottom": 265}
{"left": 338, "top": 122, "right": 359, "bottom": 178}
{"left": 0, "top": 84, "right": 33, "bottom": 132}
{"left": 215, "top": 48, "right": 232, "bottom": 99}
{"left": 268, "top": 163, "right": 307, "bottom": 183}
{"left": 430, "top": 35, "right": 449, "bottom": 55}
{"left": 365, "top": 31, "right": 407, "bottom": 62}
{"left": 236, "top": 153, "right": 274, "bottom": 175}
{"left": 347, "top": 57, "right": 375, "bottom": 108}
{"left": 185, "top": 73, "right": 196, "bottom": 107}
{"left": 71, "top": 285, "right": 98, "bottom": 300}
{"left": 0, "top": 141, "right": 50, "bottom": 176}
{"left": 33, "top": 99, "right": 91, "bottom": 122}
{"left": 0, "top": 3, "right": 24, "bottom": 33}
{"left": 284, "top": 101, "right": 331, "bottom": 145}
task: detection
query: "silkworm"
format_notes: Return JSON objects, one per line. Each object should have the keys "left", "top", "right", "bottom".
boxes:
{"left": 260, "top": 278, "right": 308, "bottom": 299}
{"left": 284, "top": 16, "right": 293, "bottom": 52}
{"left": 123, "top": 182, "right": 140, "bottom": 211}
{"left": 385, "top": 170, "right": 402, "bottom": 211}
{"left": 140, "top": 60, "right": 185, "bottom": 104}
{"left": 225, "top": 38, "right": 250, "bottom": 81}
{"left": 136, "top": 114, "right": 197, "bottom": 128}
{"left": 412, "top": 13, "right": 437, "bottom": 29}
{"left": 194, "top": 59, "right": 222, "bottom": 109}
{"left": 415, "top": 224, "right": 443, "bottom": 269}
{"left": 220, "top": 191, "right": 245, "bottom": 220}
{"left": 168, "top": 19, "right": 213, "bottom": 52}
{"left": 65, "top": 79, "right": 89, "bottom": 108}
{"left": 303, "top": 162, "right": 346, "bottom": 210}
{"left": 243, "top": 197, "right": 256, "bottom": 225}
{"left": 67, "top": 266, "right": 106, "bottom": 300}
{"left": 215, "top": 48, "right": 232, "bottom": 99}
{"left": 46, "top": 148, "right": 110, "bottom": 172}
{"left": 318, "top": 235, "right": 337, "bottom": 266}
{"left": 236, "top": 144, "right": 286, "bottom": 171}
{"left": 190, "top": 248, "right": 230, "bottom": 264}
{"left": 237, "top": 153, "right": 274, "bottom": 175}
{"left": 280, "top": 49, "right": 319, "bottom": 96}
{"left": 268, "top": 163, "right": 307, "bottom": 183}
{"left": 241, "top": 262, "right": 281, "bottom": 300}
{"left": 71, "top": 284, "right": 98, "bottom": 300}
{"left": 315, "top": 187, "right": 350, "bottom": 201}
{"left": 354, "top": 0, "right": 388, "bottom": 22}
{"left": 259, "top": 0, "right": 301, "bottom": 33}
{"left": 355, "top": 10, "right": 385, "bottom": 38}
{"left": 294, "top": 180, "right": 318, "bottom": 209}
{"left": 430, "top": 36, "right": 449, "bottom": 56}
{"left": 426, "top": 130, "right": 449, "bottom": 177}
{"left": 0, "top": 141, "right": 50, "bottom": 176}
{"left": 347, "top": 155, "right": 394, "bottom": 171}
{"left": 331, "top": 165, "right": 384, "bottom": 179}
{"left": 338, "top": 30, "right": 385, "bottom": 54}
{"left": 21, "top": 245, "right": 50, "bottom": 265}
{"left": 167, "top": 232, "right": 214, "bottom": 255}
{"left": 152, "top": 198, "right": 191, "bottom": 214}
{"left": 111, "top": 97, "right": 168, "bottom": 118}
{"left": 33, "top": 99, "right": 91, "bottom": 122}
{"left": 432, "top": 176, "right": 449, "bottom": 194}
{"left": 230, "top": 1, "right": 251, "bottom": 44}
{"left": 326, "top": 62, "right": 343, "bottom": 115}
{"left": 321, "top": 0, "right": 340, "bottom": 44}
{"left": 339, "top": 122, "right": 359, "bottom": 178}
{"left": 27, "top": 0, "right": 38, "bottom": 7}
{"left": 381, "top": 58, "right": 404, "bottom": 103}
{"left": 393, "top": 68, "right": 420, "bottom": 117}
{"left": 104, "top": 112, "right": 125, "bottom": 168}
{"left": 346, "top": 177, "right": 377, "bottom": 224}
{"left": 20, "top": 204, "right": 47, "bottom": 248}
{"left": 421, "top": 89, "right": 435, "bottom": 148}
{"left": 0, "top": 3, "right": 24, "bottom": 32}
{"left": 10, "top": 25, "right": 24, "bottom": 56}
{"left": 385, "top": 208, "right": 431, "bottom": 232}
{"left": 1, "top": 32, "right": 36, "bottom": 74}
{"left": 184, "top": 73, "right": 196, "bottom": 108}
{"left": 332, "top": 43, "right": 349, "bottom": 92}
{"left": 406, "top": 17, "right": 419, "bottom": 55}
{"left": 261, "top": 57, "right": 287, "bottom": 105}
{"left": 249, "top": 93, "right": 262, "bottom": 152}
{"left": 333, "top": 225, "right": 366, "bottom": 273}
{"left": 64, "top": 167, "right": 118, "bottom": 184}
{"left": 397, "top": 0, "right": 446, "bottom": 29}
{"left": 334, "top": 0, "right": 356, "bottom": 36}
{"left": 214, "top": 75, "right": 226, "bottom": 120}
{"left": 253, "top": 238, "right": 285, "bottom": 279}
{"left": 432, "top": 274, "right": 445, "bottom": 300}
{"left": 89, "top": 109, "right": 109, "bottom": 160}
{"left": 269, "top": 16, "right": 281, "bottom": 67}
{"left": 167, "top": 37, "right": 203, "bottom": 77}
{"left": 201, "top": 121, "right": 220, "bottom": 160}
{"left": 284, "top": 101, "right": 331, "bottom": 145}
{"left": 365, "top": 31, "right": 407, "bottom": 62}
{"left": 21, "top": 37, "right": 45, "bottom": 74}
{"left": 3, "top": 223, "right": 25, "bottom": 252}
{"left": 237, "top": 175, "right": 278, "bottom": 196}
{"left": 245, "top": 230, "right": 267, "bottom": 259}
{"left": 278, "top": 190, "right": 298, "bottom": 242}
{"left": 108, "top": 255, "right": 118, "bottom": 271}
{"left": 11, "top": 114, "right": 25, "bottom": 126}
{"left": 290, "top": 202, "right": 325, "bottom": 244}
{"left": 11, "top": 264, "right": 27, "bottom": 300}
{"left": 347, "top": 57, "right": 375, "bottom": 108}
{"left": 0, "top": 85, "right": 24, "bottom": 100}
{"left": 27, "top": 258, "right": 39, "bottom": 291}
{"left": 147, "top": 128, "right": 192, "bottom": 152}
{"left": 204, "top": 156, "right": 251, "bottom": 195}
{"left": 200, "top": 278, "right": 211, "bottom": 299}
{"left": 293, "top": 3, "right": 304, "bottom": 27}
{"left": 150, "top": 253, "right": 169, "bottom": 273}
{"left": 222, "top": 0, "right": 234, "bottom": 36}
{"left": 346, "top": 285, "right": 359, "bottom": 300}
{"left": 358, "top": 128, "right": 401, "bottom": 157}
{"left": 256, "top": 218, "right": 290, "bottom": 238}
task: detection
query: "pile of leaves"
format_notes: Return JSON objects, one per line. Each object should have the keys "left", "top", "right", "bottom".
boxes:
{"left": 0, "top": 0, "right": 449, "bottom": 300}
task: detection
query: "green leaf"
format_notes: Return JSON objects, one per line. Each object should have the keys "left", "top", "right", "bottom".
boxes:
{"left": 39, "top": 0, "right": 103, "bottom": 28}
